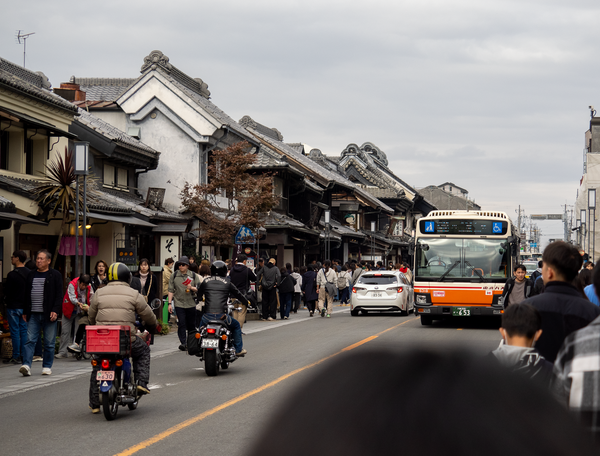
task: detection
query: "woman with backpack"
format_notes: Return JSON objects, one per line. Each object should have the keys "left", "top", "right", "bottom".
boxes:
{"left": 278, "top": 267, "right": 297, "bottom": 320}
{"left": 302, "top": 265, "right": 318, "bottom": 317}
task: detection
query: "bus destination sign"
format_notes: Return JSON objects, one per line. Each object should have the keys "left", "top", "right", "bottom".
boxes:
{"left": 420, "top": 219, "right": 507, "bottom": 235}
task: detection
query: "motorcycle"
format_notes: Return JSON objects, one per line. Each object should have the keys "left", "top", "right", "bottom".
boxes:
{"left": 87, "top": 299, "right": 161, "bottom": 421}
{"left": 87, "top": 325, "right": 139, "bottom": 421}
{"left": 189, "top": 302, "right": 242, "bottom": 376}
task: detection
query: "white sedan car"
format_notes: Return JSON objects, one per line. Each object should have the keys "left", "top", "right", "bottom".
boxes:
{"left": 350, "top": 271, "right": 414, "bottom": 316}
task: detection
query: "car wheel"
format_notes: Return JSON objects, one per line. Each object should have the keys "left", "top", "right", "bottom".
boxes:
{"left": 420, "top": 315, "right": 433, "bottom": 326}
{"left": 350, "top": 309, "right": 359, "bottom": 316}
{"left": 360, "top": 309, "right": 369, "bottom": 315}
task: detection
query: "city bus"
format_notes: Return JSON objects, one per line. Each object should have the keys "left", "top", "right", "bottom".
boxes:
{"left": 413, "top": 210, "right": 519, "bottom": 325}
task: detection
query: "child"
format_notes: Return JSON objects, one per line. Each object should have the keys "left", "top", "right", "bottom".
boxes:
{"left": 489, "top": 303, "right": 553, "bottom": 387}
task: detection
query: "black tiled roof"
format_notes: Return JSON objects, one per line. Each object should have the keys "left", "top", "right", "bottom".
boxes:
{"left": 0, "top": 58, "right": 77, "bottom": 113}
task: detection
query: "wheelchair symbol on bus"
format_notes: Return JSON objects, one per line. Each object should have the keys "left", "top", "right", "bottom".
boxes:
{"left": 492, "top": 222, "right": 502, "bottom": 234}
{"left": 425, "top": 222, "right": 435, "bottom": 233}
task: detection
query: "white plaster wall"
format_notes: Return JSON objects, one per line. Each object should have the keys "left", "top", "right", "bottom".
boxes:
{"left": 135, "top": 111, "right": 200, "bottom": 210}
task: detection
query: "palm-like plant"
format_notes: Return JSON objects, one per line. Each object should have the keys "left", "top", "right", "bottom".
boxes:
{"left": 33, "top": 147, "right": 83, "bottom": 267}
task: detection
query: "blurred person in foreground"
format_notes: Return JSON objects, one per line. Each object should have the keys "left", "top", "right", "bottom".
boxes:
{"left": 523, "top": 241, "right": 600, "bottom": 363}
{"left": 553, "top": 265, "right": 600, "bottom": 440}
{"left": 247, "top": 349, "right": 598, "bottom": 456}
{"left": 488, "top": 303, "right": 553, "bottom": 387}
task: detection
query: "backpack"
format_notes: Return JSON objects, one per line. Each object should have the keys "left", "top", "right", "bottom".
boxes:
{"left": 337, "top": 273, "right": 347, "bottom": 290}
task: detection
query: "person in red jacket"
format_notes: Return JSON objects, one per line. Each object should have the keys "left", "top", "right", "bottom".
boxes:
{"left": 56, "top": 274, "right": 93, "bottom": 358}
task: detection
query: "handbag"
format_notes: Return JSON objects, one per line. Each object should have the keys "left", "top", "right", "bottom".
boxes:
{"left": 323, "top": 269, "right": 338, "bottom": 297}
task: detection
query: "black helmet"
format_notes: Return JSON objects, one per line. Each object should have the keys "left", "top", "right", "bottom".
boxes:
{"left": 211, "top": 260, "right": 227, "bottom": 277}
{"left": 108, "top": 262, "right": 131, "bottom": 284}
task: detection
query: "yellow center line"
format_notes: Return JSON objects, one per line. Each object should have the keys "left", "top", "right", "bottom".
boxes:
{"left": 115, "top": 318, "right": 414, "bottom": 456}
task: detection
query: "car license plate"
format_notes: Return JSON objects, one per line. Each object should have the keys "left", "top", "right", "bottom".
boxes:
{"left": 201, "top": 338, "right": 219, "bottom": 349}
{"left": 452, "top": 307, "right": 471, "bottom": 317}
{"left": 97, "top": 371, "right": 114, "bottom": 381}
{"left": 371, "top": 292, "right": 383, "bottom": 298}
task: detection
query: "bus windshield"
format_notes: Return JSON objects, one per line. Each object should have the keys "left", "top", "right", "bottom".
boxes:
{"left": 416, "top": 238, "right": 510, "bottom": 281}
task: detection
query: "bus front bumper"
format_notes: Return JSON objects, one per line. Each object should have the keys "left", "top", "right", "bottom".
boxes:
{"left": 415, "top": 305, "right": 504, "bottom": 317}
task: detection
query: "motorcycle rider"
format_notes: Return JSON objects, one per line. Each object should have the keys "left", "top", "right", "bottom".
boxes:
{"left": 197, "top": 260, "right": 250, "bottom": 357}
{"left": 87, "top": 262, "right": 157, "bottom": 414}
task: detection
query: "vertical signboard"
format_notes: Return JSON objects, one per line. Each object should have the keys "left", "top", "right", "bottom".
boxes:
{"left": 160, "top": 235, "right": 179, "bottom": 266}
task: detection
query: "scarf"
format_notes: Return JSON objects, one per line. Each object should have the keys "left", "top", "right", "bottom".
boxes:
{"left": 139, "top": 271, "right": 149, "bottom": 289}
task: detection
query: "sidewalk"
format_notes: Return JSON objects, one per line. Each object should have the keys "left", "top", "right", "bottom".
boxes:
{"left": 0, "top": 305, "right": 349, "bottom": 397}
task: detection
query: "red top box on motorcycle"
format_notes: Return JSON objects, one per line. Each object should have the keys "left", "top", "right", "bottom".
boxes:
{"left": 86, "top": 326, "right": 131, "bottom": 356}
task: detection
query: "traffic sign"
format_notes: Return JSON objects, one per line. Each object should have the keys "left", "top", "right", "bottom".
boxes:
{"left": 531, "top": 214, "right": 563, "bottom": 220}
{"left": 235, "top": 225, "right": 255, "bottom": 244}
{"left": 530, "top": 243, "right": 537, "bottom": 248}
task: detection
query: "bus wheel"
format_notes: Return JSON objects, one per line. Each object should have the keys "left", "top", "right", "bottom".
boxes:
{"left": 420, "top": 315, "right": 433, "bottom": 326}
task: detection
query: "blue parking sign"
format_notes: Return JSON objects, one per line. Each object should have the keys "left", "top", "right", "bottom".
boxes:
{"left": 425, "top": 221, "right": 435, "bottom": 233}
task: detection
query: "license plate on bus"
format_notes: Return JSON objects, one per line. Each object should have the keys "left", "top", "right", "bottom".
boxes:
{"left": 97, "top": 371, "right": 114, "bottom": 381}
{"left": 452, "top": 307, "right": 471, "bottom": 317}
{"left": 201, "top": 339, "right": 219, "bottom": 349}
{"left": 370, "top": 292, "right": 383, "bottom": 298}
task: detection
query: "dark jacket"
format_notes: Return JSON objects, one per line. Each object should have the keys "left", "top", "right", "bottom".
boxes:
{"left": 260, "top": 263, "right": 281, "bottom": 290}
{"left": 302, "top": 270, "right": 318, "bottom": 301}
{"left": 501, "top": 277, "right": 534, "bottom": 307}
{"left": 4, "top": 266, "right": 30, "bottom": 309}
{"left": 229, "top": 263, "right": 257, "bottom": 294}
{"left": 197, "top": 276, "right": 248, "bottom": 314}
{"left": 523, "top": 281, "right": 600, "bottom": 362}
{"left": 91, "top": 274, "right": 108, "bottom": 292}
{"left": 278, "top": 271, "right": 296, "bottom": 294}
{"left": 24, "top": 268, "right": 64, "bottom": 320}
{"left": 133, "top": 271, "right": 159, "bottom": 303}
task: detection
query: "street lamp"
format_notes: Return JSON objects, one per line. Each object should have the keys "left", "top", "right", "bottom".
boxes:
{"left": 324, "top": 210, "right": 331, "bottom": 261}
{"left": 590, "top": 189, "right": 596, "bottom": 262}
{"left": 371, "top": 220, "right": 376, "bottom": 263}
{"left": 74, "top": 141, "right": 89, "bottom": 276}
{"left": 256, "top": 226, "right": 266, "bottom": 266}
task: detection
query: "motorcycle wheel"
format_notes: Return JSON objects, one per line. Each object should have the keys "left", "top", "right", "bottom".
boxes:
{"left": 102, "top": 388, "right": 119, "bottom": 421}
{"left": 204, "top": 350, "right": 219, "bottom": 377}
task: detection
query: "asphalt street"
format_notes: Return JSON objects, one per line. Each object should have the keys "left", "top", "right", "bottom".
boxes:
{"left": 0, "top": 306, "right": 501, "bottom": 456}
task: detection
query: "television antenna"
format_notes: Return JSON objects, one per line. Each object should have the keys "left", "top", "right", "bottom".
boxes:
{"left": 15, "top": 30, "right": 35, "bottom": 68}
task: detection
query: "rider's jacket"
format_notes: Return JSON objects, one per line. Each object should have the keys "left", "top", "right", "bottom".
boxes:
{"left": 198, "top": 276, "right": 248, "bottom": 314}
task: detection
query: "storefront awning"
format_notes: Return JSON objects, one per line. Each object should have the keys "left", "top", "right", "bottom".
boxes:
{"left": 87, "top": 212, "right": 156, "bottom": 227}
{"left": 152, "top": 224, "right": 188, "bottom": 233}
{"left": 0, "top": 211, "right": 47, "bottom": 225}
{"left": 0, "top": 106, "right": 78, "bottom": 140}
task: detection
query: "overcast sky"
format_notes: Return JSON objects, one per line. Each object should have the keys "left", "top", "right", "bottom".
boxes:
{"left": 2, "top": 0, "right": 598, "bottom": 248}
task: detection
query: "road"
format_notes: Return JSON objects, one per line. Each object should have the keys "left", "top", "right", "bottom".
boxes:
{"left": 0, "top": 307, "right": 501, "bottom": 456}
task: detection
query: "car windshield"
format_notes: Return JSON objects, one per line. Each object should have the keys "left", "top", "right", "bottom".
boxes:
{"left": 416, "top": 238, "right": 509, "bottom": 281}
{"left": 357, "top": 275, "right": 398, "bottom": 285}
{"left": 523, "top": 263, "right": 537, "bottom": 274}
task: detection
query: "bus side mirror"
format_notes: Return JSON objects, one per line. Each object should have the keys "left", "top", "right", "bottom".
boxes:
{"left": 420, "top": 243, "right": 429, "bottom": 252}
{"left": 498, "top": 248, "right": 505, "bottom": 255}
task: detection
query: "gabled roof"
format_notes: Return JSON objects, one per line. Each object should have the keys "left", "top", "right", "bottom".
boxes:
{"left": 71, "top": 51, "right": 254, "bottom": 144}
{"left": 240, "top": 116, "right": 393, "bottom": 213}
{"left": 438, "top": 182, "right": 468, "bottom": 193}
{"left": 0, "top": 58, "right": 77, "bottom": 114}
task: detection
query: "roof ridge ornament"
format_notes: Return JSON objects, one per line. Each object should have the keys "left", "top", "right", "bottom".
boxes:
{"left": 141, "top": 50, "right": 172, "bottom": 73}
